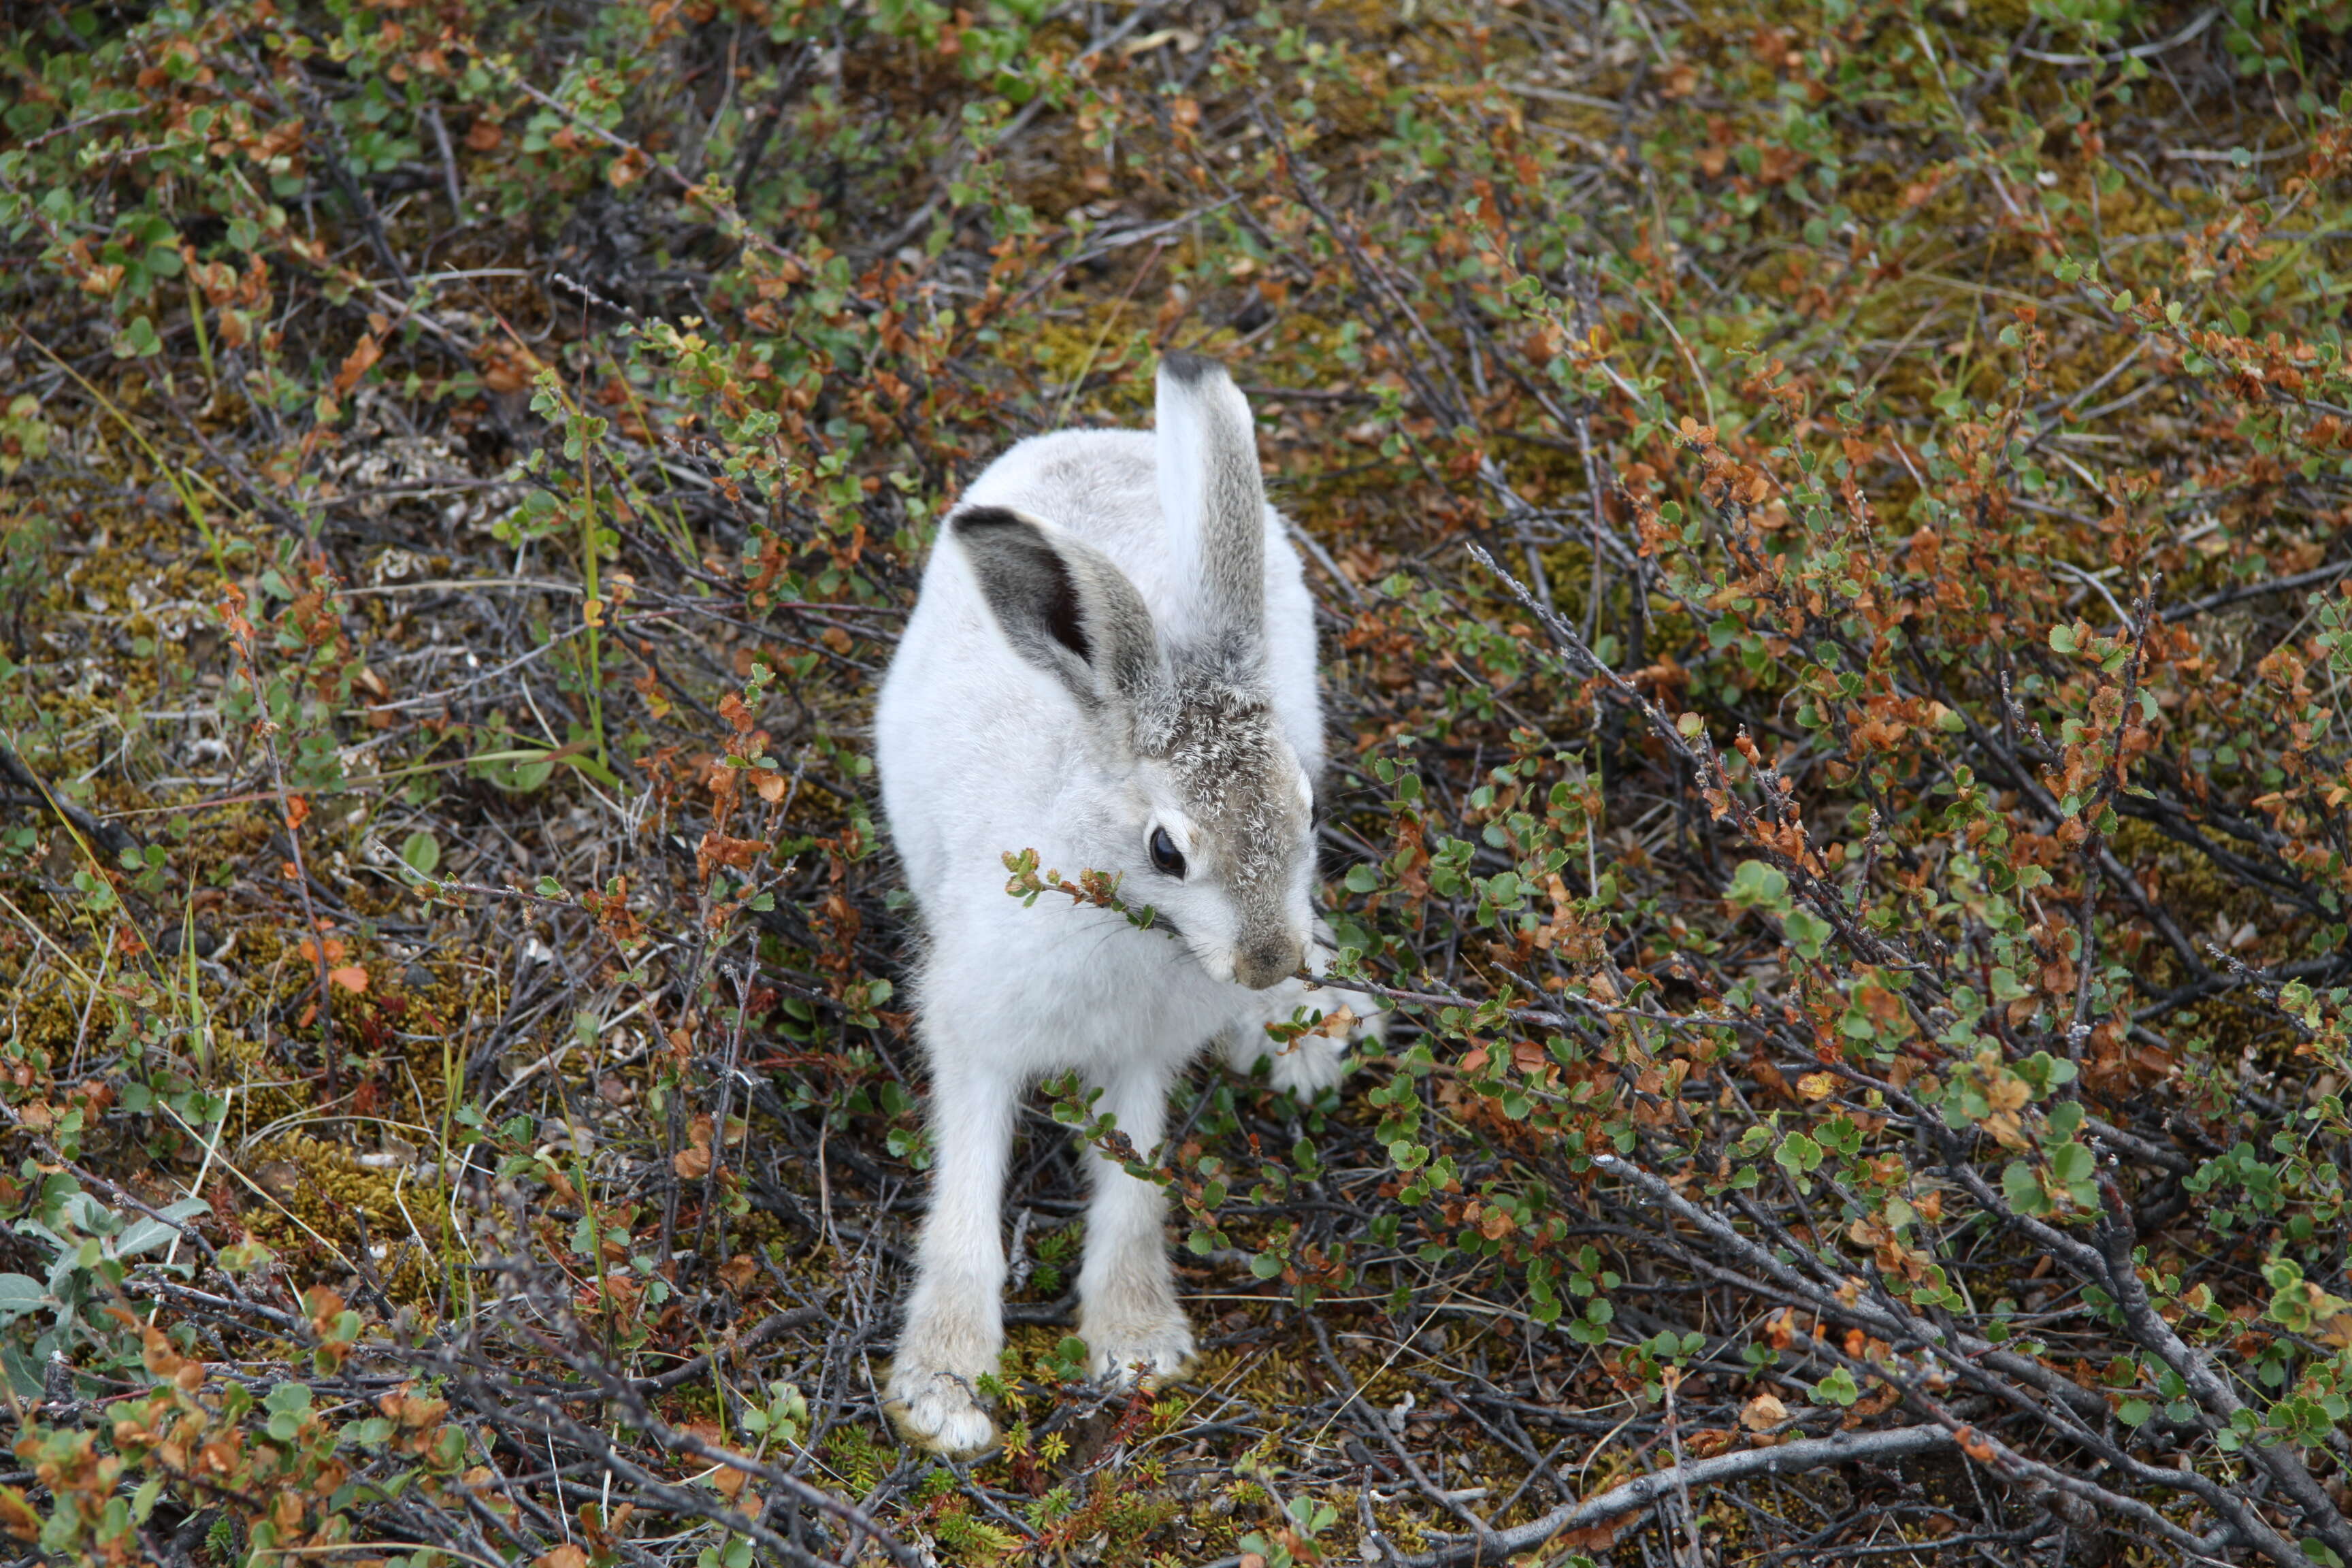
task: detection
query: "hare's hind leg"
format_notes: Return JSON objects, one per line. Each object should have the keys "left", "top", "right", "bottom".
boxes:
{"left": 885, "top": 1056, "right": 1014, "bottom": 1455}
{"left": 1076, "top": 1062, "right": 1196, "bottom": 1386}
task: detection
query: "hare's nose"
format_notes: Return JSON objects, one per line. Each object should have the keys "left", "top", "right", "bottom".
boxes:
{"left": 1232, "top": 937, "right": 1304, "bottom": 991}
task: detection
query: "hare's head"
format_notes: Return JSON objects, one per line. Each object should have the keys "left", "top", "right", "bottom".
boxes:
{"left": 952, "top": 355, "right": 1313, "bottom": 990}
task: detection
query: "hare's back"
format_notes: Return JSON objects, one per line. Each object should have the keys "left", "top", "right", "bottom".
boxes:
{"left": 879, "top": 431, "right": 1160, "bottom": 746}
{"left": 960, "top": 430, "right": 1173, "bottom": 593}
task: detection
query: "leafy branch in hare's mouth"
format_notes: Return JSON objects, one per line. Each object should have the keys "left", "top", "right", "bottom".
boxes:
{"left": 1002, "top": 846, "right": 1164, "bottom": 932}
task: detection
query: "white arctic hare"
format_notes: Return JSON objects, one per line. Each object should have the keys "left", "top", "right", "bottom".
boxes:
{"left": 872, "top": 353, "right": 1379, "bottom": 1454}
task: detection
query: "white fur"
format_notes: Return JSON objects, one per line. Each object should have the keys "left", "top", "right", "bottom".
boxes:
{"left": 1154, "top": 364, "right": 1256, "bottom": 602}
{"left": 872, "top": 361, "right": 1382, "bottom": 1454}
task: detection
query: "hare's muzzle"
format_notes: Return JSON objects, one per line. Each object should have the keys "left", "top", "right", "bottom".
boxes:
{"left": 1232, "top": 936, "right": 1305, "bottom": 991}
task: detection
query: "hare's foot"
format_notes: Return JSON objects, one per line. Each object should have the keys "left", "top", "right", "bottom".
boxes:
{"left": 1083, "top": 1307, "right": 1197, "bottom": 1387}
{"left": 884, "top": 1357, "right": 998, "bottom": 1456}
{"left": 885, "top": 1306, "right": 1002, "bottom": 1455}
{"left": 1220, "top": 971, "right": 1387, "bottom": 1097}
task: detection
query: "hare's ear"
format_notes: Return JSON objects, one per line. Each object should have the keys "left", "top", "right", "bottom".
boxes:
{"left": 1157, "top": 352, "right": 1265, "bottom": 661}
{"left": 953, "top": 506, "right": 1166, "bottom": 715}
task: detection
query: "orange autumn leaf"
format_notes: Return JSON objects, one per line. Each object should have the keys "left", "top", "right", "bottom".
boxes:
{"left": 536, "top": 1162, "right": 580, "bottom": 1205}
{"left": 1557, "top": 1513, "right": 1629, "bottom": 1551}
{"left": 0, "top": 1494, "right": 43, "bottom": 1542}
{"left": 333, "top": 333, "right": 382, "bottom": 395}
{"left": 328, "top": 965, "right": 369, "bottom": 994}
{"left": 696, "top": 831, "right": 770, "bottom": 881}
{"left": 673, "top": 1114, "right": 715, "bottom": 1179}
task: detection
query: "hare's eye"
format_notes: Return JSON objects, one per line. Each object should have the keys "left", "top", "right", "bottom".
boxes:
{"left": 1149, "top": 826, "right": 1187, "bottom": 879}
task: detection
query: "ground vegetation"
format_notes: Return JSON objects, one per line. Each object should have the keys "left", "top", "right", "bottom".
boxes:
{"left": 3, "top": 0, "right": 2352, "bottom": 1564}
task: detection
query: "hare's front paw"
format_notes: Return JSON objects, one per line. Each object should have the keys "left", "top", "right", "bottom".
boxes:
{"left": 1261, "top": 1027, "right": 1350, "bottom": 1097}
{"left": 885, "top": 1360, "right": 998, "bottom": 1456}
{"left": 1222, "top": 974, "right": 1385, "bottom": 1096}
{"left": 1085, "top": 1310, "right": 1197, "bottom": 1387}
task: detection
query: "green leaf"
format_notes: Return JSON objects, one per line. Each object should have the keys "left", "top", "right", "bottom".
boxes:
{"left": 114, "top": 315, "right": 163, "bottom": 359}
{"left": 1, "top": 1345, "right": 41, "bottom": 1400}
{"left": 1782, "top": 906, "right": 1831, "bottom": 960}
{"left": 400, "top": 830, "right": 441, "bottom": 876}
{"left": 1727, "top": 860, "right": 1792, "bottom": 914}
{"left": 0, "top": 1273, "right": 46, "bottom": 1322}
{"left": 115, "top": 1198, "right": 206, "bottom": 1258}
{"left": 2050, "top": 1142, "right": 2095, "bottom": 1184}
{"left": 264, "top": 1380, "right": 314, "bottom": 1441}
{"left": 2018, "top": 1051, "right": 2078, "bottom": 1093}
{"left": 2048, "top": 623, "right": 2078, "bottom": 653}
{"left": 1776, "top": 1132, "right": 1823, "bottom": 1175}
{"left": 2002, "top": 1160, "right": 2048, "bottom": 1215}
{"left": 1812, "top": 1366, "right": 1859, "bottom": 1407}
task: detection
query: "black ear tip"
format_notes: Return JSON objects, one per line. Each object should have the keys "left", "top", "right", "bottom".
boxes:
{"left": 1160, "top": 351, "right": 1226, "bottom": 386}
{"left": 949, "top": 505, "right": 1028, "bottom": 538}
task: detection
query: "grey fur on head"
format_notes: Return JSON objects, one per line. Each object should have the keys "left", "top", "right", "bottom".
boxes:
{"left": 956, "top": 502, "right": 1298, "bottom": 940}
